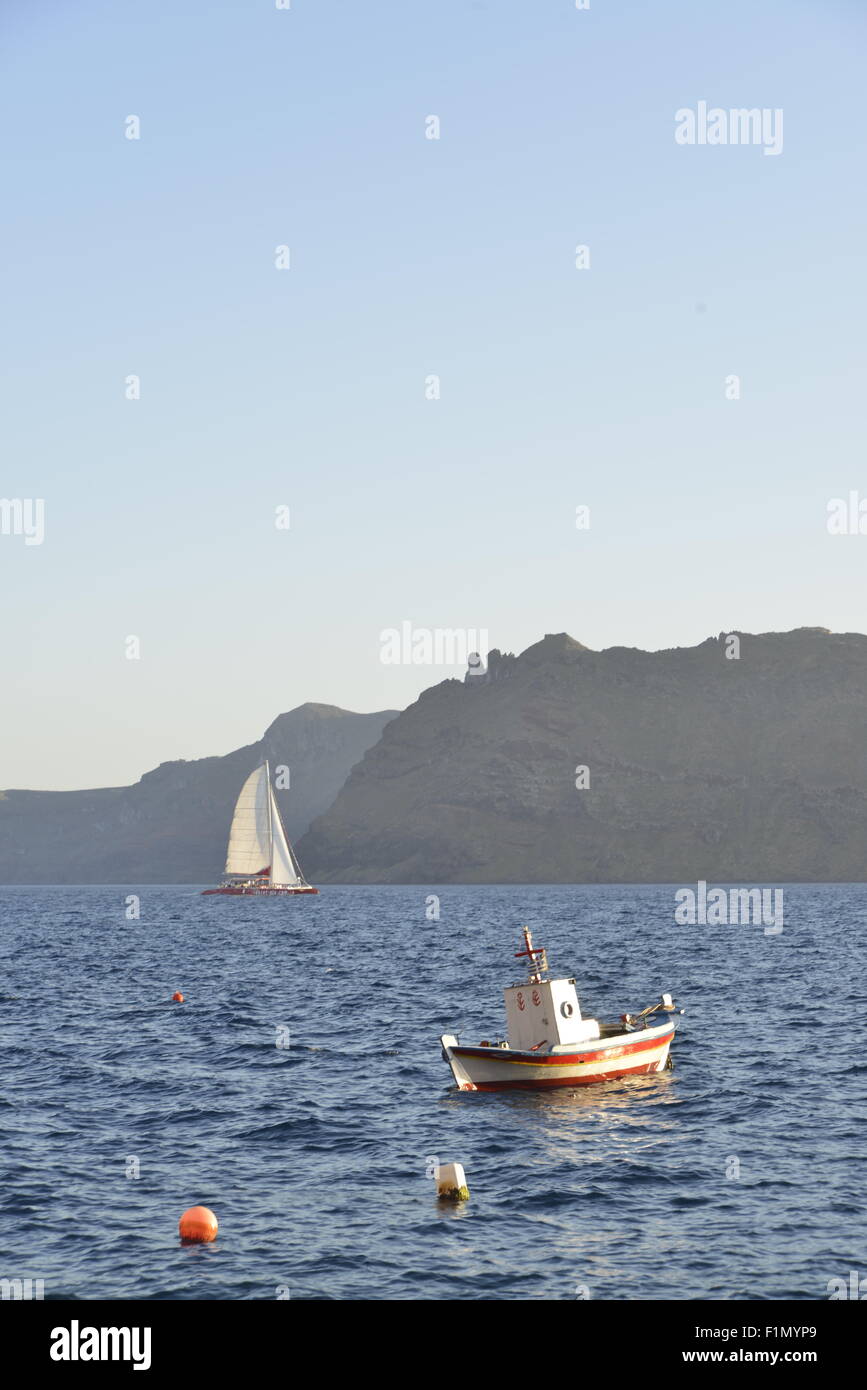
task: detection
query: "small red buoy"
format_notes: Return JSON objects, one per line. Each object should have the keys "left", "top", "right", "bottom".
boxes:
{"left": 179, "top": 1206, "right": 218, "bottom": 1243}
{"left": 172, "top": 991, "right": 184, "bottom": 1003}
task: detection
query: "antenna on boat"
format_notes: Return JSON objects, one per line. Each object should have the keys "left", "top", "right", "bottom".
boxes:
{"left": 514, "top": 926, "right": 548, "bottom": 983}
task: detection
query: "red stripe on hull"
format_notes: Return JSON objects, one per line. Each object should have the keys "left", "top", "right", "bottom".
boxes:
{"left": 453, "top": 1029, "right": 673, "bottom": 1067}
{"left": 467, "top": 1059, "right": 665, "bottom": 1090}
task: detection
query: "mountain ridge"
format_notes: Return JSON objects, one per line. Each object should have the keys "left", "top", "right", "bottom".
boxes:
{"left": 298, "top": 626, "right": 867, "bottom": 883}
{"left": 6, "top": 627, "right": 867, "bottom": 884}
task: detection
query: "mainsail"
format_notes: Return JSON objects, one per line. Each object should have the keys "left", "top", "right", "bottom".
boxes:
{"left": 224, "top": 762, "right": 306, "bottom": 886}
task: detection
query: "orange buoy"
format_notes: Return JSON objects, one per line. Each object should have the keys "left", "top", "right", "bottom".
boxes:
{"left": 179, "top": 1206, "right": 218, "bottom": 1243}
{"left": 171, "top": 991, "right": 184, "bottom": 1003}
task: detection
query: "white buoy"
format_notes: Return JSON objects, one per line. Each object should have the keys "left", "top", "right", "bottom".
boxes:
{"left": 436, "top": 1162, "right": 469, "bottom": 1202}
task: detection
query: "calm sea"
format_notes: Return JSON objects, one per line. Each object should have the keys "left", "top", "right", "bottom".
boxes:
{"left": 0, "top": 883, "right": 863, "bottom": 1301}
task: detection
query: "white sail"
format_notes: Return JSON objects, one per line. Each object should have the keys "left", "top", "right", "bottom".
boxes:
{"left": 224, "top": 765, "right": 271, "bottom": 876}
{"left": 268, "top": 783, "right": 303, "bottom": 886}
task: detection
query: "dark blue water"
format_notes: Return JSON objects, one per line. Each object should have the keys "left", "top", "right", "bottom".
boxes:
{"left": 0, "top": 884, "right": 863, "bottom": 1300}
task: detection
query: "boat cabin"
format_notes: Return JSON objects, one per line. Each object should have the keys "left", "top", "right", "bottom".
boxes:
{"left": 504, "top": 976, "right": 600, "bottom": 1052}
{"left": 502, "top": 927, "right": 601, "bottom": 1052}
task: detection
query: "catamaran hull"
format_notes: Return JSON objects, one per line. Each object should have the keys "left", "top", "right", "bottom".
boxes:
{"left": 440, "top": 1025, "right": 675, "bottom": 1091}
{"left": 201, "top": 886, "right": 319, "bottom": 896}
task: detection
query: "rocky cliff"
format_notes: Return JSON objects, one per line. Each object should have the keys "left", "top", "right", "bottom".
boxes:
{"left": 298, "top": 628, "right": 867, "bottom": 882}
{"left": 0, "top": 704, "right": 396, "bottom": 883}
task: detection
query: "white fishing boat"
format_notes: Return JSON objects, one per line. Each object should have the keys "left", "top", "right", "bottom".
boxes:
{"left": 202, "top": 762, "right": 318, "bottom": 896}
{"left": 440, "top": 928, "right": 681, "bottom": 1091}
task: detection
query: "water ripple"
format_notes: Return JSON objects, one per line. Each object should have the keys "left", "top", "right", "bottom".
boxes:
{"left": 0, "top": 882, "right": 863, "bottom": 1300}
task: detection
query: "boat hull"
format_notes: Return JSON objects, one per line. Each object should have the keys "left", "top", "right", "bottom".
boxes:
{"left": 201, "top": 885, "right": 319, "bottom": 896}
{"left": 440, "top": 1024, "right": 675, "bottom": 1091}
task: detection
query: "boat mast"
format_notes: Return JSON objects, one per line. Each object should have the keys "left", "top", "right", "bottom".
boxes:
{"left": 514, "top": 926, "right": 548, "bottom": 983}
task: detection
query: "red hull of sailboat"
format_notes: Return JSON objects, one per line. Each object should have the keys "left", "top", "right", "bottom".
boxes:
{"left": 201, "top": 885, "right": 319, "bottom": 896}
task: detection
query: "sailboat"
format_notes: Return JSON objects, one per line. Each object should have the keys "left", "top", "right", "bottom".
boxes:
{"left": 202, "top": 762, "right": 319, "bottom": 896}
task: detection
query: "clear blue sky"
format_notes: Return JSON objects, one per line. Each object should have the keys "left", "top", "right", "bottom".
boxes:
{"left": 2, "top": 0, "right": 866, "bottom": 789}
